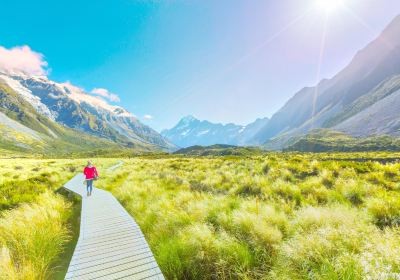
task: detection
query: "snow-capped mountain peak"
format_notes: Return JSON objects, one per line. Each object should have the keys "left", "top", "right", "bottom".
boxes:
{"left": 0, "top": 71, "right": 175, "bottom": 150}
{"left": 0, "top": 73, "right": 57, "bottom": 120}
{"left": 57, "top": 81, "right": 135, "bottom": 118}
{"left": 162, "top": 116, "right": 269, "bottom": 147}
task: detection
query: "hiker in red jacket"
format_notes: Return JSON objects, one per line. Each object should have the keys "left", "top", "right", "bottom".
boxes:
{"left": 83, "top": 161, "right": 98, "bottom": 196}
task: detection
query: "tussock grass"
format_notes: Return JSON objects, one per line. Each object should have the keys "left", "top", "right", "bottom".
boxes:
{"left": 0, "top": 192, "right": 71, "bottom": 280}
{"left": 0, "top": 158, "right": 119, "bottom": 279}
{"left": 1, "top": 155, "right": 399, "bottom": 279}
{"left": 96, "top": 154, "right": 400, "bottom": 279}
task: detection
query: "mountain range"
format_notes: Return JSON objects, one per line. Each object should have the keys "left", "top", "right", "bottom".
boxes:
{"left": 161, "top": 115, "right": 269, "bottom": 148}
{"left": 0, "top": 71, "right": 175, "bottom": 154}
{"left": 256, "top": 14, "right": 400, "bottom": 149}
{"left": 163, "top": 15, "right": 400, "bottom": 149}
{"left": 2, "top": 15, "right": 400, "bottom": 154}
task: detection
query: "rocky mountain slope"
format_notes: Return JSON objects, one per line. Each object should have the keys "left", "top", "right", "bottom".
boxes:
{"left": 161, "top": 115, "right": 269, "bottom": 147}
{"left": 0, "top": 71, "right": 175, "bottom": 153}
{"left": 0, "top": 79, "right": 125, "bottom": 154}
{"left": 333, "top": 77, "right": 400, "bottom": 136}
{"left": 253, "top": 15, "right": 400, "bottom": 148}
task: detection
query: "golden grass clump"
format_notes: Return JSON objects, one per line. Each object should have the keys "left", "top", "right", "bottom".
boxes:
{"left": 94, "top": 154, "right": 400, "bottom": 279}
{"left": 1, "top": 154, "right": 399, "bottom": 279}
{"left": 0, "top": 192, "right": 72, "bottom": 280}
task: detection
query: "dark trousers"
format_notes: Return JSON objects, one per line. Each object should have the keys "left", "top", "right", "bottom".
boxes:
{"left": 86, "top": 179, "right": 93, "bottom": 193}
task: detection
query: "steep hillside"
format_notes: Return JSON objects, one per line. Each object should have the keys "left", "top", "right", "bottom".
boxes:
{"left": 162, "top": 115, "right": 268, "bottom": 147}
{"left": 253, "top": 15, "right": 400, "bottom": 147}
{"left": 0, "top": 72, "right": 175, "bottom": 152}
{"left": 326, "top": 75, "right": 400, "bottom": 127}
{"left": 333, "top": 87, "right": 400, "bottom": 136}
{"left": 0, "top": 79, "right": 160, "bottom": 155}
{"left": 236, "top": 117, "right": 270, "bottom": 145}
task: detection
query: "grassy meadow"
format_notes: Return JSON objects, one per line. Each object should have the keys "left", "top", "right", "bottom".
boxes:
{"left": 0, "top": 154, "right": 399, "bottom": 279}
{"left": 0, "top": 158, "right": 116, "bottom": 280}
{"left": 96, "top": 153, "right": 400, "bottom": 280}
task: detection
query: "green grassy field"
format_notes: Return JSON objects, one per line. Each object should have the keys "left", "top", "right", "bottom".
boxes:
{"left": 1, "top": 154, "right": 399, "bottom": 279}
{"left": 96, "top": 153, "right": 400, "bottom": 280}
{"left": 0, "top": 158, "right": 117, "bottom": 280}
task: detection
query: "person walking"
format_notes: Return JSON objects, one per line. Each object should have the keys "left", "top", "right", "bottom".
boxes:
{"left": 83, "top": 161, "right": 98, "bottom": 196}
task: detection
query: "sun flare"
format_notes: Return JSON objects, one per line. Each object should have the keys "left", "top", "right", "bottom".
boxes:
{"left": 316, "top": 0, "right": 344, "bottom": 13}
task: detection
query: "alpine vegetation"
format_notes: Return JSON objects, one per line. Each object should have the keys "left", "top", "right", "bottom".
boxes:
{"left": 96, "top": 154, "right": 400, "bottom": 279}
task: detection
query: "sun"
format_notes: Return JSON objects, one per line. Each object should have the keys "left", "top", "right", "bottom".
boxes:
{"left": 316, "top": 0, "right": 344, "bottom": 14}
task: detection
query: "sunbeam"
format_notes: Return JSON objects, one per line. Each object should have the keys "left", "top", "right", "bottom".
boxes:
{"left": 166, "top": 8, "right": 313, "bottom": 108}
{"left": 311, "top": 16, "right": 329, "bottom": 129}
{"left": 343, "top": 5, "right": 396, "bottom": 50}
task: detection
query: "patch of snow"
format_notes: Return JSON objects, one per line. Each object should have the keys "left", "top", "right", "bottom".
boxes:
{"left": 56, "top": 81, "right": 135, "bottom": 118}
{"left": 178, "top": 115, "right": 197, "bottom": 129}
{"left": 238, "top": 126, "right": 246, "bottom": 133}
{"left": 0, "top": 74, "right": 57, "bottom": 120}
{"left": 182, "top": 115, "right": 196, "bottom": 122}
{"left": 181, "top": 129, "right": 191, "bottom": 136}
{"left": 197, "top": 130, "right": 210, "bottom": 136}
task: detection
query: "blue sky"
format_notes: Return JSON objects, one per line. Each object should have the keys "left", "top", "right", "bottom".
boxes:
{"left": 1, "top": 0, "right": 399, "bottom": 131}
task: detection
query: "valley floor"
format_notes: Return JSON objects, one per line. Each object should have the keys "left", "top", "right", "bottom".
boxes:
{"left": 0, "top": 153, "right": 399, "bottom": 279}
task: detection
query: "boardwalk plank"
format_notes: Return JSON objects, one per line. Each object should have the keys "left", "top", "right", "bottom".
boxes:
{"left": 63, "top": 162, "right": 164, "bottom": 280}
{"left": 68, "top": 248, "right": 152, "bottom": 270}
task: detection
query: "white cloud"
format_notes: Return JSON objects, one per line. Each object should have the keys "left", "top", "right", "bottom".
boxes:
{"left": 0, "top": 45, "right": 48, "bottom": 76}
{"left": 91, "top": 88, "right": 120, "bottom": 102}
{"left": 62, "top": 81, "right": 85, "bottom": 93}
{"left": 59, "top": 81, "right": 133, "bottom": 117}
{"left": 143, "top": 114, "right": 153, "bottom": 120}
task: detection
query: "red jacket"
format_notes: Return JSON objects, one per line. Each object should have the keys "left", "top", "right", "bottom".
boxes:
{"left": 84, "top": 166, "right": 98, "bottom": 180}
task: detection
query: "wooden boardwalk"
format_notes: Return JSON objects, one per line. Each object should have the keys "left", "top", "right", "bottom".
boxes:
{"left": 63, "top": 163, "right": 164, "bottom": 280}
